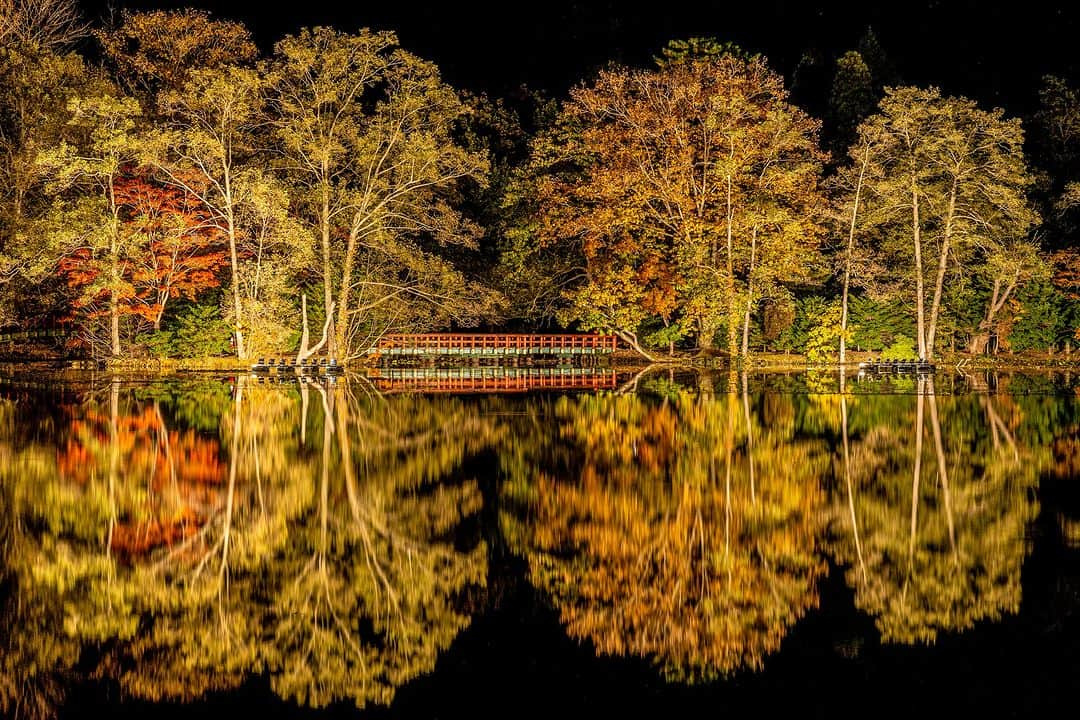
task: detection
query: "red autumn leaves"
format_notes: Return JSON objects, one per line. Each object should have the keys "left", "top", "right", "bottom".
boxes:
{"left": 57, "top": 168, "right": 228, "bottom": 329}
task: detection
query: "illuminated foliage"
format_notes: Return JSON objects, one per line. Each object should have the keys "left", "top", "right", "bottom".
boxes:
{"left": 0, "top": 379, "right": 492, "bottom": 709}
{"left": 530, "top": 54, "right": 826, "bottom": 356}
{"left": 96, "top": 9, "right": 257, "bottom": 96}
{"left": 826, "top": 384, "right": 1042, "bottom": 643}
{"left": 503, "top": 386, "right": 828, "bottom": 679}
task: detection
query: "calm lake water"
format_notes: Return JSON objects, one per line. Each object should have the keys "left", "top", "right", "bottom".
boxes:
{"left": 1, "top": 369, "right": 1078, "bottom": 718}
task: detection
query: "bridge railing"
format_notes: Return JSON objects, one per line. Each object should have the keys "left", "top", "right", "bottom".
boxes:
{"left": 369, "top": 368, "right": 618, "bottom": 393}
{"left": 371, "top": 333, "right": 618, "bottom": 355}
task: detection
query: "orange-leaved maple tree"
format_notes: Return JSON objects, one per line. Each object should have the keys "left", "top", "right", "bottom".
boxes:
{"left": 58, "top": 169, "right": 228, "bottom": 333}
{"left": 117, "top": 172, "right": 228, "bottom": 329}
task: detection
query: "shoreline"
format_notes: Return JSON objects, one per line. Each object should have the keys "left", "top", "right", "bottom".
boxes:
{"left": 1, "top": 351, "right": 1079, "bottom": 376}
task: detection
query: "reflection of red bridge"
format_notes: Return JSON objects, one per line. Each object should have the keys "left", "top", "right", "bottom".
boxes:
{"left": 369, "top": 333, "right": 618, "bottom": 357}
{"left": 367, "top": 367, "right": 618, "bottom": 393}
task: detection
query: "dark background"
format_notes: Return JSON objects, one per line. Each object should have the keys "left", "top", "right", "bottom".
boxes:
{"left": 76, "top": 1, "right": 1080, "bottom": 113}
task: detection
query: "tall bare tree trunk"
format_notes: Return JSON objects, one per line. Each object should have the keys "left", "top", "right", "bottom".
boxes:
{"left": 334, "top": 225, "right": 359, "bottom": 357}
{"left": 926, "top": 182, "right": 958, "bottom": 360}
{"left": 911, "top": 175, "right": 927, "bottom": 361}
{"left": 108, "top": 181, "right": 122, "bottom": 357}
{"left": 840, "top": 143, "right": 871, "bottom": 365}
{"left": 741, "top": 228, "right": 757, "bottom": 358}
{"left": 320, "top": 179, "right": 337, "bottom": 359}
{"left": 725, "top": 168, "right": 738, "bottom": 358}
{"left": 225, "top": 209, "right": 245, "bottom": 361}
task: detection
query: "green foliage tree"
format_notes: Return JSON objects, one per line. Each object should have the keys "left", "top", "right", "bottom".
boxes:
{"left": 828, "top": 51, "right": 875, "bottom": 156}
{"left": 1008, "top": 279, "right": 1066, "bottom": 351}
{"left": 141, "top": 301, "right": 231, "bottom": 357}
{"left": 848, "top": 295, "right": 915, "bottom": 351}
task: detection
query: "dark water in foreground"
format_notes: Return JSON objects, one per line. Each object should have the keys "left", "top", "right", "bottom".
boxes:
{"left": 1, "top": 369, "right": 1079, "bottom": 718}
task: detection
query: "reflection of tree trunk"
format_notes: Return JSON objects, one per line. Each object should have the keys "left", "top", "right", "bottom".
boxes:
{"left": 909, "top": 381, "right": 925, "bottom": 575}
{"left": 154, "top": 402, "right": 178, "bottom": 498}
{"left": 741, "top": 371, "right": 755, "bottom": 503}
{"left": 220, "top": 381, "right": 241, "bottom": 590}
{"left": 107, "top": 379, "right": 119, "bottom": 564}
{"left": 335, "top": 385, "right": 400, "bottom": 616}
{"left": 981, "top": 395, "right": 1019, "bottom": 462}
{"left": 927, "top": 381, "right": 958, "bottom": 565}
{"left": 841, "top": 388, "right": 867, "bottom": 583}
{"left": 616, "top": 364, "right": 657, "bottom": 395}
{"left": 319, "top": 384, "right": 332, "bottom": 570}
{"left": 723, "top": 393, "right": 734, "bottom": 586}
{"left": 299, "top": 380, "right": 310, "bottom": 446}
{"left": 252, "top": 421, "right": 265, "bottom": 515}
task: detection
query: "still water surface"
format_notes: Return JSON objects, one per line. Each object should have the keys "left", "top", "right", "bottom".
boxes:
{"left": 1, "top": 370, "right": 1078, "bottom": 718}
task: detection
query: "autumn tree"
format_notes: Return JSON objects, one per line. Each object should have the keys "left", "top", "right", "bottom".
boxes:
{"left": 148, "top": 65, "right": 279, "bottom": 359}
{"left": 96, "top": 9, "right": 257, "bottom": 98}
{"left": 531, "top": 54, "right": 826, "bottom": 358}
{"left": 36, "top": 91, "right": 143, "bottom": 356}
{"left": 0, "top": 0, "right": 86, "bottom": 52}
{"left": 114, "top": 173, "right": 228, "bottom": 330}
{"left": 267, "top": 27, "right": 492, "bottom": 359}
{"left": 0, "top": 44, "right": 88, "bottom": 301}
{"left": 843, "top": 87, "right": 1039, "bottom": 360}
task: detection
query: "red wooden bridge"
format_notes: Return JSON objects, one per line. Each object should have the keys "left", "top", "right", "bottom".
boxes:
{"left": 369, "top": 333, "right": 619, "bottom": 357}
{"left": 366, "top": 367, "right": 618, "bottom": 393}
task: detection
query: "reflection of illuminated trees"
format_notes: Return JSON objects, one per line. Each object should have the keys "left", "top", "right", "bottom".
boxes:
{"left": 504, "top": 383, "right": 828, "bottom": 680}
{"left": 269, "top": 383, "right": 493, "bottom": 708}
{"left": 0, "top": 378, "right": 493, "bottom": 710}
{"left": 827, "top": 378, "right": 1042, "bottom": 643}
{"left": 0, "top": 401, "right": 74, "bottom": 720}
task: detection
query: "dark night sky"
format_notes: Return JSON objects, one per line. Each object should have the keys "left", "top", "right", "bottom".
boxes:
{"left": 79, "top": 1, "right": 1080, "bottom": 113}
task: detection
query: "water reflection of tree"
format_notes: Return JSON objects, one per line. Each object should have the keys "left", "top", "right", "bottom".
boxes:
{"left": 268, "top": 381, "right": 493, "bottom": 708}
{"left": 503, "top": 380, "right": 828, "bottom": 680}
{"left": 0, "top": 378, "right": 494, "bottom": 710}
{"left": 826, "top": 376, "right": 1043, "bottom": 644}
